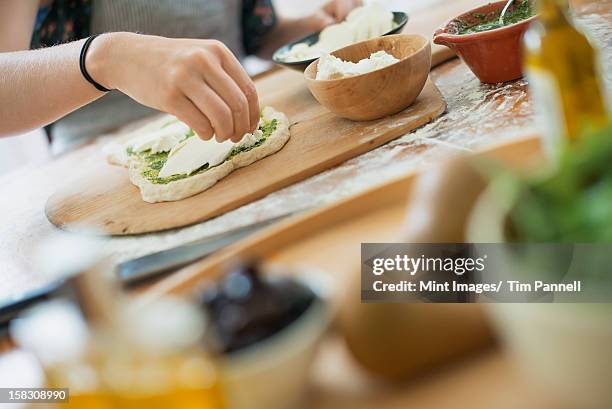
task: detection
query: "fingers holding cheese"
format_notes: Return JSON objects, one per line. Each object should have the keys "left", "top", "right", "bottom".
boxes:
{"left": 220, "top": 51, "right": 260, "bottom": 135}
{"left": 103, "top": 34, "right": 259, "bottom": 144}
{"left": 203, "top": 68, "right": 252, "bottom": 143}
{"left": 171, "top": 96, "right": 214, "bottom": 141}
{"left": 184, "top": 78, "right": 234, "bottom": 143}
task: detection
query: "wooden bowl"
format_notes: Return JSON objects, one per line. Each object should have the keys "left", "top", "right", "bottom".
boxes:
{"left": 304, "top": 34, "right": 431, "bottom": 121}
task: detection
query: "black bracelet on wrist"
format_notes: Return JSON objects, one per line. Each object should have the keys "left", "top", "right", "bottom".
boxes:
{"left": 79, "top": 35, "right": 112, "bottom": 92}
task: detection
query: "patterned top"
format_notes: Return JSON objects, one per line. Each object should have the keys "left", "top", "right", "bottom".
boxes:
{"left": 242, "top": 0, "right": 276, "bottom": 55}
{"left": 32, "top": 0, "right": 92, "bottom": 49}
{"left": 31, "top": 0, "right": 277, "bottom": 55}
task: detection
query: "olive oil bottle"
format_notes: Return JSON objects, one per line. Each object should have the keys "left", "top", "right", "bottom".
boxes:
{"left": 523, "top": 0, "right": 609, "bottom": 157}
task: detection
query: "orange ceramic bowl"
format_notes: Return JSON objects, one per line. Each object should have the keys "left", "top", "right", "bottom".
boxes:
{"left": 433, "top": 1, "right": 538, "bottom": 84}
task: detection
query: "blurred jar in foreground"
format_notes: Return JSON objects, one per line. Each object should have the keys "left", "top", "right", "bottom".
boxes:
{"left": 105, "top": 297, "right": 223, "bottom": 409}
{"left": 11, "top": 299, "right": 113, "bottom": 409}
{"left": 12, "top": 232, "right": 223, "bottom": 409}
{"left": 12, "top": 279, "right": 223, "bottom": 409}
{"left": 524, "top": 0, "right": 609, "bottom": 157}
{"left": 12, "top": 234, "right": 117, "bottom": 409}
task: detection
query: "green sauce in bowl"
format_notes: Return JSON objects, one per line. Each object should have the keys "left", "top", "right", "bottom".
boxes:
{"left": 456, "top": 1, "right": 535, "bottom": 35}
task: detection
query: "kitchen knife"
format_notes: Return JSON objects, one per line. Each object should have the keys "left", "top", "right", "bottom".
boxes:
{"left": 0, "top": 280, "right": 65, "bottom": 335}
{"left": 117, "top": 210, "right": 302, "bottom": 285}
{"left": 0, "top": 209, "right": 303, "bottom": 329}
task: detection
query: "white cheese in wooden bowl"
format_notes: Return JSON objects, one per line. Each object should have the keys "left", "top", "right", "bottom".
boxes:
{"left": 316, "top": 51, "right": 400, "bottom": 80}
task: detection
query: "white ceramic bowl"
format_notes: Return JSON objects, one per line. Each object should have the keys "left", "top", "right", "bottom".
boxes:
{"left": 489, "top": 304, "right": 612, "bottom": 409}
{"left": 220, "top": 273, "right": 334, "bottom": 409}
{"left": 468, "top": 186, "right": 612, "bottom": 409}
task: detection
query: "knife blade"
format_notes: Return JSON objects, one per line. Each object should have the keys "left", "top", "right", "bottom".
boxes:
{"left": 117, "top": 210, "right": 302, "bottom": 285}
{"left": 0, "top": 280, "right": 65, "bottom": 334}
{"left": 0, "top": 209, "right": 304, "bottom": 329}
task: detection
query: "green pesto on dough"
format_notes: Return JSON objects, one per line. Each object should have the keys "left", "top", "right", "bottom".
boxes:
{"left": 128, "top": 119, "right": 278, "bottom": 185}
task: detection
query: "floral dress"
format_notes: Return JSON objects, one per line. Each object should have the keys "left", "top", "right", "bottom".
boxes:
{"left": 31, "top": 0, "right": 277, "bottom": 55}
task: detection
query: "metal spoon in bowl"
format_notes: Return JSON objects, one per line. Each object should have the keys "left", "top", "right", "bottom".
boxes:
{"left": 499, "top": 0, "right": 515, "bottom": 25}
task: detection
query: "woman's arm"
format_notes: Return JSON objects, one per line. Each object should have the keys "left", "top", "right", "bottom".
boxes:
{"left": 0, "top": 0, "right": 260, "bottom": 142}
{"left": 1, "top": 33, "right": 259, "bottom": 142}
{"left": 0, "top": 40, "right": 104, "bottom": 137}
{"left": 0, "top": 0, "right": 103, "bottom": 137}
{"left": 255, "top": 16, "right": 326, "bottom": 59}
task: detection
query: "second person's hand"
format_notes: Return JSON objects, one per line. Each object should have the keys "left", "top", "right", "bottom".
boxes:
{"left": 315, "top": 0, "right": 363, "bottom": 27}
{"left": 87, "top": 32, "right": 260, "bottom": 143}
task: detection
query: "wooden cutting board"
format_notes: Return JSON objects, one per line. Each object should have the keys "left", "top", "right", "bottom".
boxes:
{"left": 140, "top": 136, "right": 543, "bottom": 298}
{"left": 46, "top": 74, "right": 446, "bottom": 235}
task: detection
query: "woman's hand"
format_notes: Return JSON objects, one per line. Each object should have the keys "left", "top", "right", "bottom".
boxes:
{"left": 313, "top": 0, "right": 363, "bottom": 28}
{"left": 253, "top": 0, "right": 362, "bottom": 59}
{"left": 88, "top": 33, "right": 259, "bottom": 142}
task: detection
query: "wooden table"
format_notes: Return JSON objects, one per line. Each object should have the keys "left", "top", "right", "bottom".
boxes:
{"left": 4, "top": 0, "right": 612, "bottom": 301}
{"left": 0, "top": 0, "right": 610, "bottom": 407}
{"left": 308, "top": 341, "right": 560, "bottom": 409}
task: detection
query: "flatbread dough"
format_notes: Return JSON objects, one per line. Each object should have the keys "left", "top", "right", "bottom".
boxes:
{"left": 105, "top": 107, "right": 290, "bottom": 203}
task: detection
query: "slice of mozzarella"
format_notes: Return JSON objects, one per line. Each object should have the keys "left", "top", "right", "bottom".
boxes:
{"left": 122, "top": 115, "right": 176, "bottom": 140}
{"left": 283, "top": 3, "right": 393, "bottom": 62}
{"left": 158, "top": 135, "right": 235, "bottom": 178}
{"left": 237, "top": 129, "right": 263, "bottom": 149}
{"left": 318, "top": 22, "right": 355, "bottom": 52}
{"left": 368, "top": 6, "right": 394, "bottom": 38}
{"left": 129, "top": 121, "right": 191, "bottom": 154}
